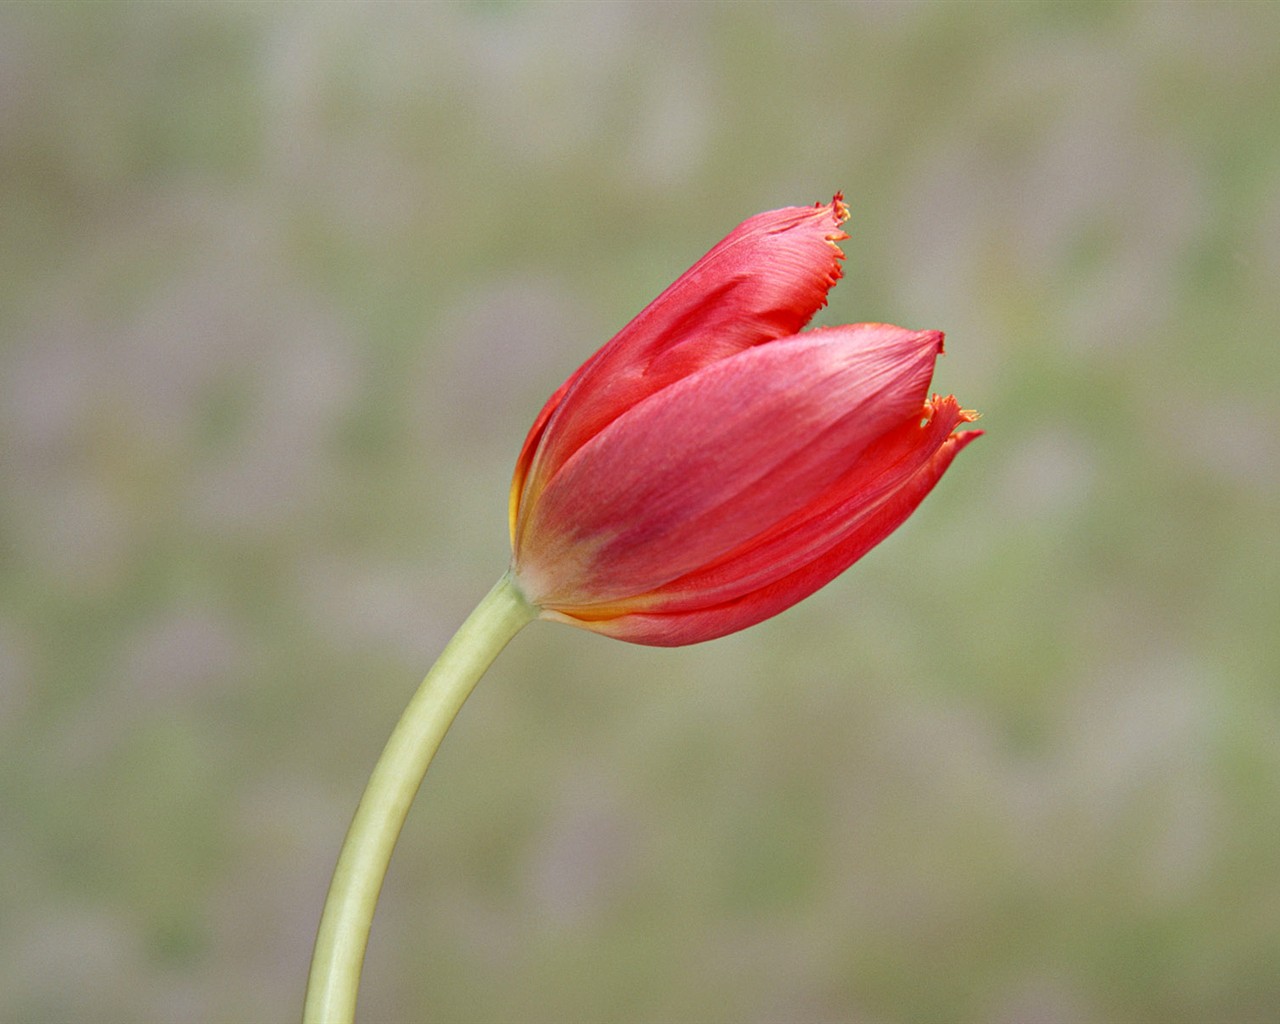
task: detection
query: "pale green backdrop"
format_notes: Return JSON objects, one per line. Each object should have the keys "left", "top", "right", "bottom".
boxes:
{"left": 3, "top": 2, "right": 1278, "bottom": 1021}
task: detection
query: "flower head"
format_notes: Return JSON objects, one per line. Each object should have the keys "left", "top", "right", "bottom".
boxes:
{"left": 509, "top": 195, "right": 980, "bottom": 646}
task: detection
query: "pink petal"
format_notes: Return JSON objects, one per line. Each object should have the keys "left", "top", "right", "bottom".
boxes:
{"left": 513, "top": 324, "right": 944, "bottom": 608}
{"left": 616, "top": 395, "right": 980, "bottom": 612}
{"left": 511, "top": 196, "right": 849, "bottom": 544}
{"left": 555, "top": 399, "right": 981, "bottom": 646}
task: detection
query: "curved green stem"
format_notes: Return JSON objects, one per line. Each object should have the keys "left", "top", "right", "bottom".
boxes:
{"left": 303, "top": 572, "right": 537, "bottom": 1023}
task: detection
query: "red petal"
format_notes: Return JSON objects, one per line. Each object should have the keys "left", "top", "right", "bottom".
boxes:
{"left": 619, "top": 395, "right": 980, "bottom": 611}
{"left": 514, "top": 324, "right": 944, "bottom": 608}
{"left": 511, "top": 196, "right": 849, "bottom": 544}
{"left": 557, "top": 400, "right": 981, "bottom": 646}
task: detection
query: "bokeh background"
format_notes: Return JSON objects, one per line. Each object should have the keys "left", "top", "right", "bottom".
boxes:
{"left": 3, "top": 3, "right": 1279, "bottom": 1021}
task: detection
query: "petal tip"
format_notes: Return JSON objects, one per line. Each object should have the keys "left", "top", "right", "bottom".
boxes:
{"left": 924, "top": 393, "right": 983, "bottom": 431}
{"left": 823, "top": 192, "right": 851, "bottom": 247}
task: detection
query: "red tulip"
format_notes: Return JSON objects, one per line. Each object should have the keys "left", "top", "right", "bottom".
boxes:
{"left": 508, "top": 195, "right": 980, "bottom": 646}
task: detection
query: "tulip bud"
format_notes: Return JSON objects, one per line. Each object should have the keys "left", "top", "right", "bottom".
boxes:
{"left": 509, "top": 196, "right": 979, "bottom": 645}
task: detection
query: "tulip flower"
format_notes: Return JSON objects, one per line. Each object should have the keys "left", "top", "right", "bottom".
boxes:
{"left": 305, "top": 194, "right": 979, "bottom": 1023}
{"left": 509, "top": 194, "right": 979, "bottom": 645}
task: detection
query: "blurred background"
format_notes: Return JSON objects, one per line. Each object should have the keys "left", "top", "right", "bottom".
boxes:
{"left": 2, "top": 3, "right": 1278, "bottom": 1021}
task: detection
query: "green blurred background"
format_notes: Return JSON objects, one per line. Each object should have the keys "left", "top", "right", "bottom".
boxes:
{"left": 3, "top": 3, "right": 1278, "bottom": 1021}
